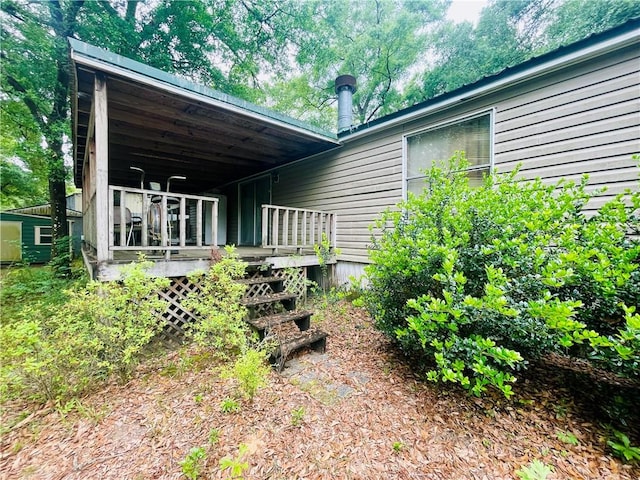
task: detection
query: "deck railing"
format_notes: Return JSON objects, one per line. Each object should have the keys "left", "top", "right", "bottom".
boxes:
{"left": 109, "top": 186, "right": 218, "bottom": 260}
{"left": 261, "top": 204, "right": 336, "bottom": 253}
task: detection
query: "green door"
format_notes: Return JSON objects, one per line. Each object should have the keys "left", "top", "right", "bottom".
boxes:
{"left": 239, "top": 176, "right": 271, "bottom": 246}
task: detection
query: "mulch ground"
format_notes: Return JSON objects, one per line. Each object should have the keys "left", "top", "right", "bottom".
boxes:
{"left": 1, "top": 302, "right": 639, "bottom": 479}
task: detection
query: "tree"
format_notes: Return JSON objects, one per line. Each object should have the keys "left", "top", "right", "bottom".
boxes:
{"left": 265, "top": 0, "right": 449, "bottom": 130}
{"left": 0, "top": 0, "right": 297, "bottom": 274}
{"left": 407, "top": 0, "right": 640, "bottom": 104}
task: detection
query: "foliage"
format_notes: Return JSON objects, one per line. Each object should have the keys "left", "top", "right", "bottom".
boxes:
{"left": 265, "top": 0, "right": 448, "bottom": 128}
{"left": 291, "top": 406, "right": 305, "bottom": 427}
{"left": 516, "top": 459, "right": 554, "bottom": 480}
{"left": 219, "top": 443, "right": 249, "bottom": 479}
{"left": 556, "top": 430, "right": 579, "bottom": 446}
{"left": 0, "top": 258, "right": 169, "bottom": 403}
{"left": 220, "top": 397, "right": 241, "bottom": 414}
{"left": 365, "top": 154, "right": 639, "bottom": 397}
{"left": 183, "top": 246, "right": 249, "bottom": 360}
{"left": 208, "top": 428, "right": 220, "bottom": 445}
{"left": 607, "top": 430, "right": 640, "bottom": 463}
{"left": 221, "top": 348, "right": 271, "bottom": 401}
{"left": 0, "top": 159, "right": 48, "bottom": 209}
{"left": 314, "top": 232, "right": 341, "bottom": 294}
{"left": 407, "top": 0, "right": 640, "bottom": 104}
{"left": 180, "top": 446, "right": 207, "bottom": 480}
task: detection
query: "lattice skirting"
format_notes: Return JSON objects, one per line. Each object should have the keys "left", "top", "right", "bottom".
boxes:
{"left": 157, "top": 266, "right": 307, "bottom": 338}
{"left": 273, "top": 267, "right": 307, "bottom": 299}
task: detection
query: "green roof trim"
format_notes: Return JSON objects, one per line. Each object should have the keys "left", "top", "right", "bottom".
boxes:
{"left": 68, "top": 38, "right": 337, "bottom": 141}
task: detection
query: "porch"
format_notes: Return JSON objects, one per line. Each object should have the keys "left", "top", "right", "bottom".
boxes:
{"left": 81, "top": 184, "right": 337, "bottom": 281}
{"left": 70, "top": 39, "right": 341, "bottom": 283}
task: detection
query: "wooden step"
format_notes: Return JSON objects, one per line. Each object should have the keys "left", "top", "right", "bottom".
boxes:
{"left": 246, "top": 310, "right": 312, "bottom": 339}
{"left": 240, "top": 291, "right": 297, "bottom": 308}
{"left": 270, "top": 329, "right": 328, "bottom": 372}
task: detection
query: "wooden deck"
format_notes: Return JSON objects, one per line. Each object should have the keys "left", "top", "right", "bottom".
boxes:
{"left": 83, "top": 245, "right": 335, "bottom": 281}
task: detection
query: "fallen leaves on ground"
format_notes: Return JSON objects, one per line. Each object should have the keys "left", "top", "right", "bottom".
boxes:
{"left": 1, "top": 302, "right": 638, "bottom": 479}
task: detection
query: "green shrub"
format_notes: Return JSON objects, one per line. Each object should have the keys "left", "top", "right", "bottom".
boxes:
{"left": 222, "top": 348, "right": 271, "bottom": 401}
{"left": 183, "top": 246, "right": 250, "bottom": 359}
{"left": 365, "top": 154, "right": 639, "bottom": 397}
{"left": 0, "top": 258, "right": 169, "bottom": 402}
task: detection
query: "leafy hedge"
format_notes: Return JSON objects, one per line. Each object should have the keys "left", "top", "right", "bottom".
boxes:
{"left": 1, "top": 259, "right": 170, "bottom": 403}
{"left": 365, "top": 154, "right": 639, "bottom": 397}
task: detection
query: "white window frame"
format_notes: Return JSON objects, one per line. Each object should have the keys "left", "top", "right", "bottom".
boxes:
{"left": 402, "top": 108, "right": 495, "bottom": 199}
{"left": 34, "top": 225, "right": 53, "bottom": 245}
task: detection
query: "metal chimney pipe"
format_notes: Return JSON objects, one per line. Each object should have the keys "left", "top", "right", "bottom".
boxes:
{"left": 335, "top": 75, "right": 357, "bottom": 133}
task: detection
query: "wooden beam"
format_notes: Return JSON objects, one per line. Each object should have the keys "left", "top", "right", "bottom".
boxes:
{"left": 94, "top": 73, "right": 110, "bottom": 263}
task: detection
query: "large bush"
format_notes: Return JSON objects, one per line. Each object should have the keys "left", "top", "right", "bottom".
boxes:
{"left": 183, "top": 246, "right": 251, "bottom": 359}
{"left": 1, "top": 258, "right": 169, "bottom": 403}
{"left": 365, "top": 154, "right": 639, "bottom": 397}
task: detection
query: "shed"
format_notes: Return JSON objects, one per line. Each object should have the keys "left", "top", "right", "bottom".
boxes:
{"left": 0, "top": 208, "right": 83, "bottom": 264}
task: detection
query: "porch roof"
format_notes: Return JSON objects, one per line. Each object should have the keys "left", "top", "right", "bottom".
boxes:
{"left": 69, "top": 39, "right": 340, "bottom": 194}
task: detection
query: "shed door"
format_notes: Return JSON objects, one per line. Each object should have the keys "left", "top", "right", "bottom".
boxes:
{"left": 239, "top": 175, "right": 271, "bottom": 246}
{"left": 0, "top": 221, "right": 22, "bottom": 262}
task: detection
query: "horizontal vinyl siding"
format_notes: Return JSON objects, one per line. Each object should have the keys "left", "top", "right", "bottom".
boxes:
{"left": 494, "top": 45, "right": 640, "bottom": 214}
{"left": 273, "top": 129, "right": 404, "bottom": 263}
{"left": 269, "top": 39, "right": 639, "bottom": 264}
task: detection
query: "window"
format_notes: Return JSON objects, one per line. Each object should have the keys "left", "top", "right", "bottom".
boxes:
{"left": 34, "top": 226, "right": 52, "bottom": 245}
{"left": 405, "top": 112, "right": 492, "bottom": 196}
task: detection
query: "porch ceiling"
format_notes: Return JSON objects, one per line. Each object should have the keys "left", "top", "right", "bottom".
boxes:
{"left": 71, "top": 43, "right": 340, "bottom": 195}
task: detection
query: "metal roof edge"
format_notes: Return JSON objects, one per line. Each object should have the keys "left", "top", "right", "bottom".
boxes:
{"left": 340, "top": 18, "right": 640, "bottom": 142}
{"left": 68, "top": 38, "right": 339, "bottom": 143}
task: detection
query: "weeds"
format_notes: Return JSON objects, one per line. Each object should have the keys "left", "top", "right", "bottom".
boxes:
{"left": 516, "top": 459, "right": 554, "bottom": 480}
{"left": 220, "top": 397, "right": 241, "bottom": 414}
{"left": 290, "top": 407, "right": 305, "bottom": 426}
{"left": 219, "top": 443, "right": 249, "bottom": 479}
{"left": 180, "top": 446, "right": 207, "bottom": 480}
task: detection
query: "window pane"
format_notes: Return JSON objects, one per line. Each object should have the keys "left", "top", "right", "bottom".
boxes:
{"left": 467, "top": 168, "right": 489, "bottom": 187}
{"left": 407, "top": 114, "right": 491, "bottom": 178}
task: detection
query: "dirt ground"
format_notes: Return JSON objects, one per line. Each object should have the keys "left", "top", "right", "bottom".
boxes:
{"left": 1, "top": 302, "right": 639, "bottom": 480}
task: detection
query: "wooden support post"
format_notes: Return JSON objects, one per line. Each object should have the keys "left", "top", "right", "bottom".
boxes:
{"left": 141, "top": 193, "right": 148, "bottom": 247}
{"left": 212, "top": 200, "right": 218, "bottom": 247}
{"left": 94, "top": 73, "right": 110, "bottom": 263}
{"left": 196, "top": 199, "right": 203, "bottom": 247}
{"left": 179, "top": 197, "right": 186, "bottom": 247}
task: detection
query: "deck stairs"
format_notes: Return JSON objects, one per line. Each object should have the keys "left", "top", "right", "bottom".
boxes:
{"left": 239, "top": 261, "right": 327, "bottom": 371}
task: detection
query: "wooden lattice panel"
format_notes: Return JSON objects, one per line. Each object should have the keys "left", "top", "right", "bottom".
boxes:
{"left": 273, "top": 267, "right": 307, "bottom": 300}
{"left": 245, "top": 281, "right": 273, "bottom": 299}
{"left": 157, "top": 276, "right": 202, "bottom": 337}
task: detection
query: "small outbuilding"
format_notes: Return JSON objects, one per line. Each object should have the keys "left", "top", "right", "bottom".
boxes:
{"left": 0, "top": 205, "right": 83, "bottom": 264}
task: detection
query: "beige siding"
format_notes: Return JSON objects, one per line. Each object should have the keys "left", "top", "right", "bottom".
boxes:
{"left": 266, "top": 38, "right": 639, "bottom": 265}
{"left": 494, "top": 45, "right": 639, "bottom": 215}
{"left": 272, "top": 129, "right": 404, "bottom": 263}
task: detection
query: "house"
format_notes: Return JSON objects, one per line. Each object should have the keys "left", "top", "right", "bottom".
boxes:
{"left": 69, "top": 18, "right": 639, "bottom": 288}
{"left": 0, "top": 198, "right": 83, "bottom": 264}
